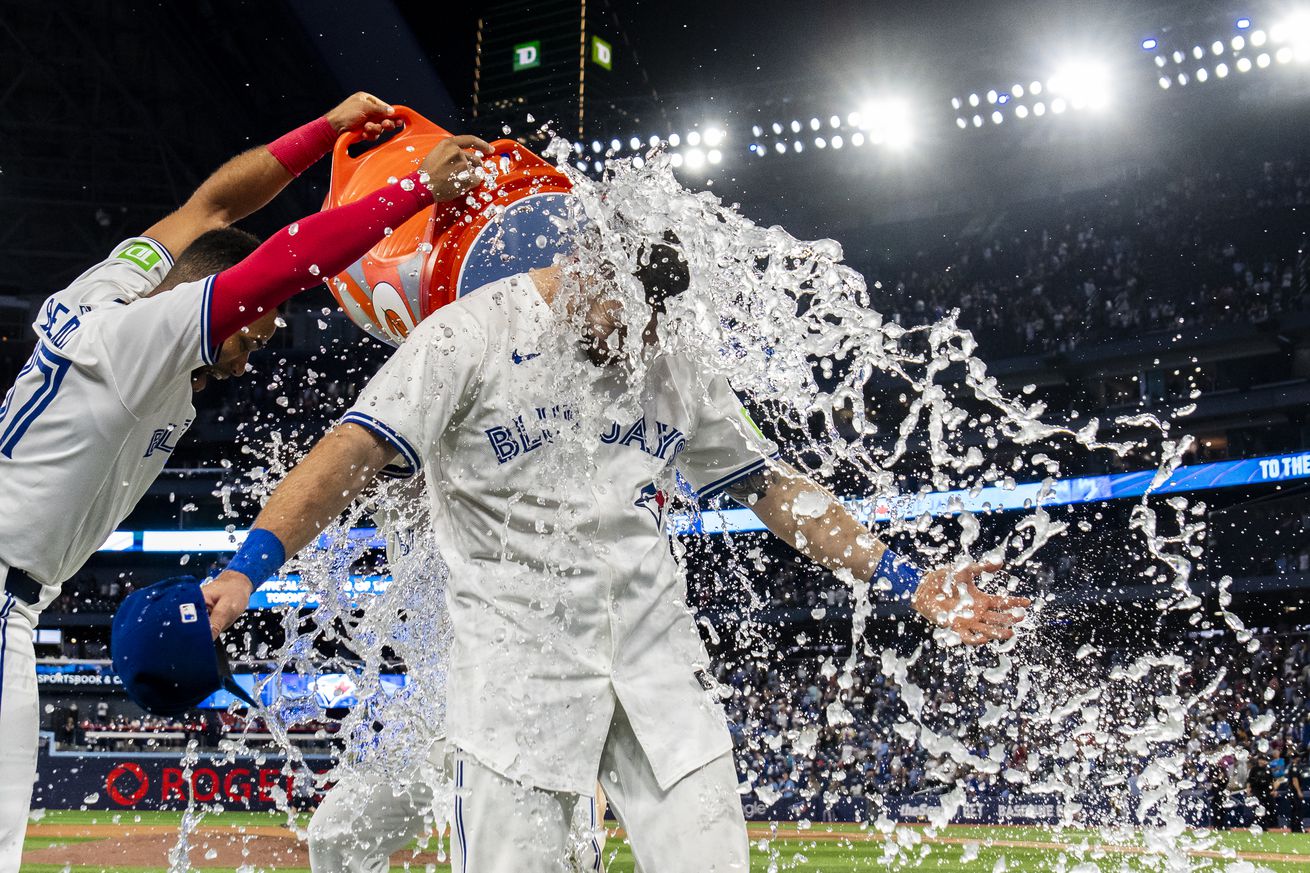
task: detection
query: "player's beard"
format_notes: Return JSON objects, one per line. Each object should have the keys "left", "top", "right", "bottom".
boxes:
{"left": 577, "top": 295, "right": 627, "bottom": 367}
{"left": 578, "top": 298, "right": 665, "bottom": 368}
{"left": 580, "top": 323, "right": 627, "bottom": 367}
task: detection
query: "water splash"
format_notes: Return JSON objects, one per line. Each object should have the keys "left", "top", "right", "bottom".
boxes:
{"left": 535, "top": 142, "right": 1229, "bottom": 869}
{"left": 166, "top": 739, "right": 204, "bottom": 873}
{"left": 216, "top": 459, "right": 453, "bottom": 840}
{"left": 222, "top": 136, "right": 1243, "bottom": 871}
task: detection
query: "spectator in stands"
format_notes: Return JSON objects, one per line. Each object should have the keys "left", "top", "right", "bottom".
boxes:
{"left": 1293, "top": 754, "right": 1310, "bottom": 832}
{"left": 867, "top": 157, "right": 1308, "bottom": 358}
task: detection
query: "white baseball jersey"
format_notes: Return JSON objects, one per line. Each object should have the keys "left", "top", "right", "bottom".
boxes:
{"left": 344, "top": 273, "right": 777, "bottom": 795}
{"left": 0, "top": 237, "right": 219, "bottom": 606}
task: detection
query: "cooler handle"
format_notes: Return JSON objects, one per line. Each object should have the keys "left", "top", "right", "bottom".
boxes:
{"left": 329, "top": 106, "right": 453, "bottom": 185}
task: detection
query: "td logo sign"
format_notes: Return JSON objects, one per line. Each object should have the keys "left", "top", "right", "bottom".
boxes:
{"left": 591, "top": 35, "right": 612, "bottom": 70}
{"left": 513, "top": 41, "right": 540, "bottom": 71}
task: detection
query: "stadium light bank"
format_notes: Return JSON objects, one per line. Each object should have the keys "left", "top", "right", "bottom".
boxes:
{"left": 562, "top": 11, "right": 1310, "bottom": 174}
{"left": 1151, "top": 12, "right": 1310, "bottom": 89}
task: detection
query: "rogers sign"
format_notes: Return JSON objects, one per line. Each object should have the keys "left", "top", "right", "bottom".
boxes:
{"left": 104, "top": 762, "right": 300, "bottom": 808}
{"left": 34, "top": 748, "right": 330, "bottom": 812}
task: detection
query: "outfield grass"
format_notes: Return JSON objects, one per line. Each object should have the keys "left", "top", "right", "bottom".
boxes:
{"left": 23, "top": 810, "right": 1310, "bottom": 872}
{"left": 28, "top": 809, "right": 311, "bottom": 828}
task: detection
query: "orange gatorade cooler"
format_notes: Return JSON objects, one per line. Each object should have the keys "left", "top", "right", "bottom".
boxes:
{"left": 324, "top": 106, "right": 575, "bottom": 345}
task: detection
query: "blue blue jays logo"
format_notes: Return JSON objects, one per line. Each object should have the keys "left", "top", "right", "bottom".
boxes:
{"left": 634, "top": 482, "right": 667, "bottom": 527}
{"left": 484, "top": 409, "right": 685, "bottom": 466}
{"left": 143, "top": 420, "right": 188, "bottom": 458}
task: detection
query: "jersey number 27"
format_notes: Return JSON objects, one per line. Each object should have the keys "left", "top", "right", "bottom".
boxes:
{"left": 0, "top": 344, "right": 72, "bottom": 459}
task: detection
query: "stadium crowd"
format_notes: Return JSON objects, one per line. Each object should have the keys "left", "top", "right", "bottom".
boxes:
{"left": 719, "top": 625, "right": 1310, "bottom": 827}
{"left": 42, "top": 622, "right": 1310, "bottom": 829}
{"left": 53, "top": 710, "right": 338, "bottom": 753}
{"left": 867, "top": 156, "right": 1309, "bottom": 357}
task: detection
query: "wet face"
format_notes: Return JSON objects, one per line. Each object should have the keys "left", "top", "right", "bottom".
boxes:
{"left": 191, "top": 309, "right": 279, "bottom": 393}
{"left": 578, "top": 294, "right": 663, "bottom": 367}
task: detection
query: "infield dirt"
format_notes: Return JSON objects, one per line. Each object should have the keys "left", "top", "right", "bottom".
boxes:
{"left": 23, "top": 822, "right": 1310, "bottom": 869}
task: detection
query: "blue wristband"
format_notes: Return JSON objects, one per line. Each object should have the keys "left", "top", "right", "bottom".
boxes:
{"left": 872, "top": 549, "right": 923, "bottom": 601}
{"left": 225, "top": 528, "right": 286, "bottom": 589}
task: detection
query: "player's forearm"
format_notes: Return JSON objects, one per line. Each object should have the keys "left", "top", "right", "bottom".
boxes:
{"left": 254, "top": 426, "right": 391, "bottom": 563}
{"left": 207, "top": 171, "right": 435, "bottom": 342}
{"left": 205, "top": 424, "right": 392, "bottom": 637}
{"left": 746, "top": 467, "right": 889, "bottom": 582}
{"left": 750, "top": 473, "right": 1025, "bottom": 638}
{"left": 190, "top": 117, "right": 336, "bottom": 226}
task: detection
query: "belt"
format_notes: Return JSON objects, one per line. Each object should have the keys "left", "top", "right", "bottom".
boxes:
{"left": 3, "top": 566, "right": 43, "bottom": 606}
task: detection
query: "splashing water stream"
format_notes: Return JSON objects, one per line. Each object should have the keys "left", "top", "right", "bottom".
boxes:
{"left": 214, "top": 140, "right": 1258, "bottom": 871}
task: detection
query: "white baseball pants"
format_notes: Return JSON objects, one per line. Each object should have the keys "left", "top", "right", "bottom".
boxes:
{"left": 0, "top": 593, "right": 37, "bottom": 873}
{"left": 309, "top": 738, "right": 606, "bottom": 872}
{"left": 450, "top": 703, "right": 747, "bottom": 873}
{"left": 308, "top": 743, "right": 444, "bottom": 873}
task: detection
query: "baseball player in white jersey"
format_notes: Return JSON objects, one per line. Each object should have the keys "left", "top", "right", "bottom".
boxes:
{"left": 307, "top": 480, "right": 609, "bottom": 872}
{"left": 309, "top": 738, "right": 610, "bottom": 872}
{"left": 0, "top": 92, "right": 492, "bottom": 870}
{"left": 203, "top": 249, "right": 1029, "bottom": 870}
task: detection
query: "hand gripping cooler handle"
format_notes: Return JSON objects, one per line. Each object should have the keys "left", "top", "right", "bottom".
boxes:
{"left": 326, "top": 105, "right": 454, "bottom": 207}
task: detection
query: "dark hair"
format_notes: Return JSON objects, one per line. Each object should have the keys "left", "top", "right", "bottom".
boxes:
{"left": 159, "top": 227, "right": 261, "bottom": 289}
{"left": 633, "top": 234, "right": 689, "bottom": 312}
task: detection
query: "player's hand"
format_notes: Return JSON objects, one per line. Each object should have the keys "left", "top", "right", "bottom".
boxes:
{"left": 325, "top": 92, "right": 398, "bottom": 141}
{"left": 911, "top": 559, "right": 1030, "bottom": 645}
{"left": 419, "top": 135, "right": 494, "bottom": 202}
{"left": 202, "top": 570, "right": 255, "bottom": 640}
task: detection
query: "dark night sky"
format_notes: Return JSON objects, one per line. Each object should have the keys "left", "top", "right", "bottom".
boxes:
{"left": 397, "top": 0, "right": 1220, "bottom": 116}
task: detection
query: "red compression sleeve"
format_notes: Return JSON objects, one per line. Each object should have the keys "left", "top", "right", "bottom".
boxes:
{"left": 207, "top": 170, "right": 435, "bottom": 343}
{"left": 266, "top": 117, "right": 337, "bottom": 177}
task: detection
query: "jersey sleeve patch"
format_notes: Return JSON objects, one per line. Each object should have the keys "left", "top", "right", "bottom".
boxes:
{"left": 340, "top": 411, "right": 422, "bottom": 477}
{"left": 695, "top": 451, "right": 781, "bottom": 501}
{"left": 115, "top": 240, "right": 166, "bottom": 273}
